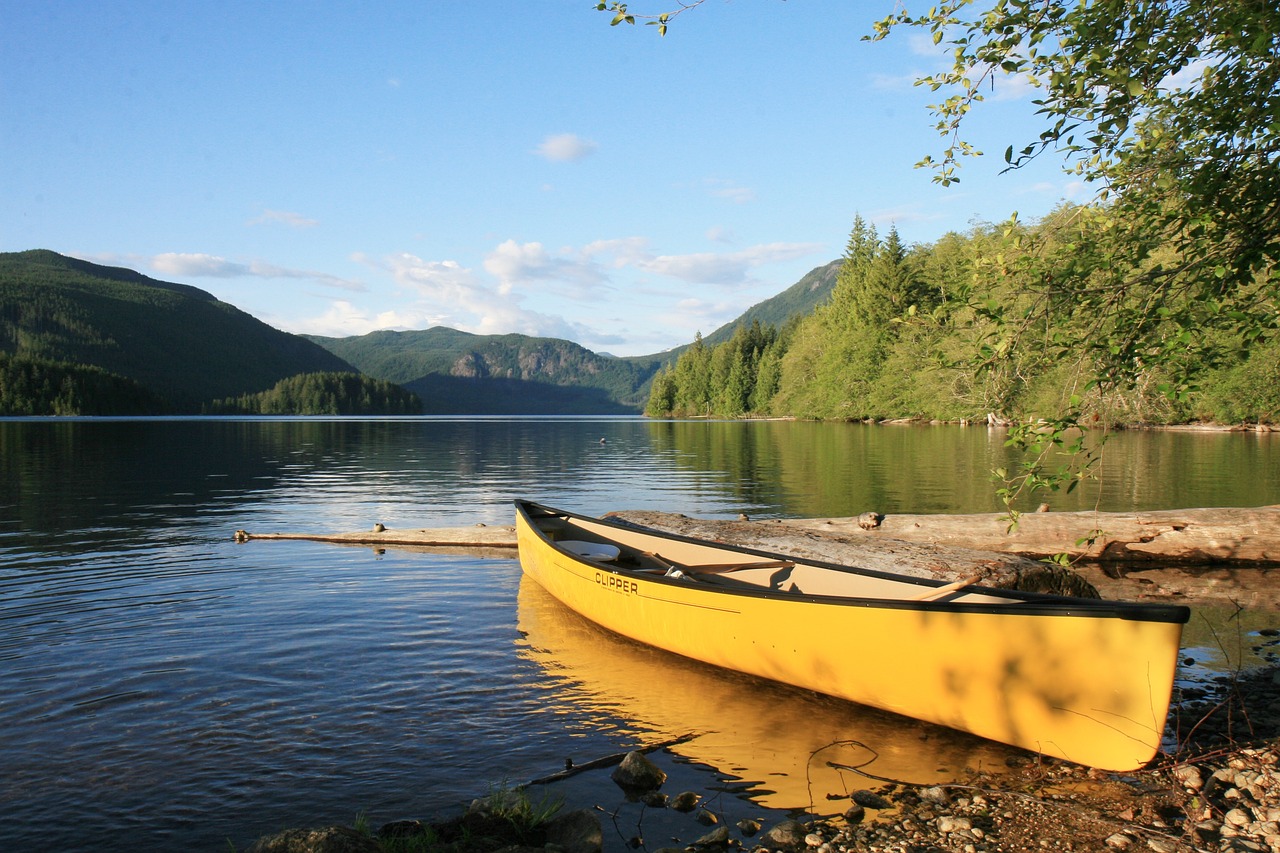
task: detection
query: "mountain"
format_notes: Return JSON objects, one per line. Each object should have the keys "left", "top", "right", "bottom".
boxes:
{"left": 304, "top": 328, "right": 665, "bottom": 414}
{"left": 0, "top": 249, "right": 842, "bottom": 415}
{"left": 305, "top": 259, "right": 842, "bottom": 413}
{"left": 702, "top": 259, "right": 841, "bottom": 348}
{"left": 0, "top": 249, "right": 357, "bottom": 410}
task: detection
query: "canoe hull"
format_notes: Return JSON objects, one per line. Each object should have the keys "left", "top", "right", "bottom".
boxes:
{"left": 515, "top": 500, "right": 1188, "bottom": 771}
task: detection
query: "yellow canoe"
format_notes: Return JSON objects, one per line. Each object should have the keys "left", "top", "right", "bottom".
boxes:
{"left": 514, "top": 500, "right": 1190, "bottom": 771}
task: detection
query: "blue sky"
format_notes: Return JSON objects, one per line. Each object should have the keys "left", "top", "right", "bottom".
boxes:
{"left": 1, "top": 1, "right": 1082, "bottom": 357}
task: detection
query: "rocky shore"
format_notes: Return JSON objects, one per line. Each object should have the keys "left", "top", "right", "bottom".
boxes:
{"left": 248, "top": 657, "right": 1280, "bottom": 853}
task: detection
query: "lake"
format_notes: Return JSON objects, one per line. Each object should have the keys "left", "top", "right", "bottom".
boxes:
{"left": 1, "top": 417, "right": 1277, "bottom": 850}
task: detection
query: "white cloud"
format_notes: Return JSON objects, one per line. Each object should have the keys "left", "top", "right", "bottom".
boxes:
{"left": 150, "top": 252, "right": 364, "bottom": 292}
{"left": 535, "top": 133, "right": 598, "bottom": 162}
{"left": 247, "top": 209, "right": 319, "bottom": 228}
{"left": 483, "top": 240, "right": 606, "bottom": 292}
{"left": 152, "top": 252, "right": 248, "bottom": 277}
{"left": 635, "top": 242, "right": 824, "bottom": 286}
{"left": 705, "top": 178, "right": 756, "bottom": 204}
{"left": 706, "top": 226, "right": 735, "bottom": 244}
{"left": 578, "top": 237, "right": 822, "bottom": 286}
{"left": 285, "top": 300, "right": 443, "bottom": 338}
{"left": 373, "top": 251, "right": 594, "bottom": 341}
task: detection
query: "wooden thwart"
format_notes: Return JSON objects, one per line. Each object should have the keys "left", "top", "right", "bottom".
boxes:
{"left": 912, "top": 574, "right": 982, "bottom": 601}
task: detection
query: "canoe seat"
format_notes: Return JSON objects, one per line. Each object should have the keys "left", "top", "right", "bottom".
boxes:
{"left": 559, "top": 540, "right": 621, "bottom": 562}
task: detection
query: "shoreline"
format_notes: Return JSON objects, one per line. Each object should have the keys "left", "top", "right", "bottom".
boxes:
{"left": 248, "top": 663, "right": 1280, "bottom": 853}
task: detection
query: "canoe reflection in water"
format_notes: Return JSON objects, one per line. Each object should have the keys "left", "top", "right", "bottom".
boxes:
{"left": 516, "top": 578, "right": 1020, "bottom": 810}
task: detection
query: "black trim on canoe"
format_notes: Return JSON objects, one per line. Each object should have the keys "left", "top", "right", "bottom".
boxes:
{"left": 514, "top": 499, "right": 1192, "bottom": 625}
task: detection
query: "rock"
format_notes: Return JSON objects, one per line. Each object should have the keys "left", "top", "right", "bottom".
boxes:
{"left": 937, "top": 816, "right": 972, "bottom": 833}
{"left": 544, "top": 808, "right": 603, "bottom": 853}
{"left": 693, "top": 825, "right": 731, "bottom": 847}
{"left": 761, "top": 819, "right": 810, "bottom": 850}
{"left": 695, "top": 807, "right": 719, "bottom": 826}
{"left": 610, "top": 750, "right": 667, "bottom": 790}
{"left": 247, "top": 825, "right": 380, "bottom": 853}
{"left": 670, "top": 791, "right": 701, "bottom": 812}
{"left": 1173, "top": 764, "right": 1204, "bottom": 790}
{"left": 376, "top": 820, "right": 425, "bottom": 840}
{"left": 1104, "top": 832, "right": 1134, "bottom": 849}
{"left": 639, "top": 790, "right": 668, "bottom": 808}
{"left": 843, "top": 803, "right": 866, "bottom": 824}
{"left": 736, "top": 818, "right": 761, "bottom": 837}
{"left": 1225, "top": 807, "right": 1253, "bottom": 826}
{"left": 851, "top": 790, "right": 892, "bottom": 809}
{"left": 857, "top": 512, "right": 883, "bottom": 530}
{"left": 919, "top": 785, "right": 952, "bottom": 805}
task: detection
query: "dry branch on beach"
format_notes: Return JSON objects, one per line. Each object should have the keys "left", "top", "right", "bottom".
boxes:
{"left": 236, "top": 506, "right": 1280, "bottom": 567}
{"left": 234, "top": 505, "right": 1280, "bottom": 605}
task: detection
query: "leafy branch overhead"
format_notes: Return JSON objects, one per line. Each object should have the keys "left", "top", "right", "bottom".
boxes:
{"left": 601, "top": 5, "right": 1278, "bottom": 390}
{"left": 593, "top": 0, "right": 708, "bottom": 36}
{"left": 606, "top": 1, "right": 1279, "bottom": 517}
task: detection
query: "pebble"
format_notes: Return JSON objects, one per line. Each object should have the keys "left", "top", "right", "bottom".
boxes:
{"left": 793, "top": 665, "right": 1280, "bottom": 853}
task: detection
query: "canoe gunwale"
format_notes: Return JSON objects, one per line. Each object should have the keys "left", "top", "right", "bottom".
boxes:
{"left": 515, "top": 499, "right": 1191, "bottom": 625}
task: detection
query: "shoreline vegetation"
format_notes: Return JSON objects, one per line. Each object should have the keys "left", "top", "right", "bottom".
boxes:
{"left": 643, "top": 211, "right": 1279, "bottom": 431}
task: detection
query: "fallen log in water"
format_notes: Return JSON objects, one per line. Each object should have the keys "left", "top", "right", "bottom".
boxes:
{"left": 779, "top": 505, "right": 1280, "bottom": 568}
{"left": 235, "top": 523, "right": 517, "bottom": 549}
{"left": 235, "top": 506, "right": 1280, "bottom": 567}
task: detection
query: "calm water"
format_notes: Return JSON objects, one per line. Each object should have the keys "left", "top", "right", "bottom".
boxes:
{"left": 1, "top": 417, "right": 1277, "bottom": 851}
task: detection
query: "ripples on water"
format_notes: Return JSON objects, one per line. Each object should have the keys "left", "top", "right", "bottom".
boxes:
{"left": 1, "top": 417, "right": 1278, "bottom": 850}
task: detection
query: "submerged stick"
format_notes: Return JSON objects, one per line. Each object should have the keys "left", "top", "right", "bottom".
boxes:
{"left": 233, "top": 524, "right": 518, "bottom": 549}
{"left": 521, "top": 733, "right": 698, "bottom": 787}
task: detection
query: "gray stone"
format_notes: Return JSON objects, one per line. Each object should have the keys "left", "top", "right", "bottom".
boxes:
{"left": 851, "top": 790, "right": 891, "bottom": 809}
{"left": 762, "top": 819, "right": 809, "bottom": 850}
{"left": 670, "top": 791, "right": 701, "bottom": 812}
{"left": 247, "top": 825, "right": 380, "bottom": 853}
{"left": 1173, "top": 764, "right": 1204, "bottom": 790}
{"left": 544, "top": 808, "right": 603, "bottom": 853}
{"left": 919, "top": 785, "right": 952, "bottom": 805}
{"left": 693, "top": 825, "right": 731, "bottom": 848}
{"left": 610, "top": 750, "right": 667, "bottom": 790}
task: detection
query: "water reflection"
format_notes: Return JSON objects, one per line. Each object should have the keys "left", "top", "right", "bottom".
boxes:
{"left": 516, "top": 578, "right": 1017, "bottom": 810}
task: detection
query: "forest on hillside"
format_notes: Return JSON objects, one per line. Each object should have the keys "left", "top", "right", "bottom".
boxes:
{"left": 646, "top": 206, "right": 1279, "bottom": 425}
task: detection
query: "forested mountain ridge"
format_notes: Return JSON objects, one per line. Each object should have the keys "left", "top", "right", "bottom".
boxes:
{"left": 0, "top": 249, "right": 844, "bottom": 415}
{"left": 647, "top": 209, "right": 1280, "bottom": 426}
{"left": 304, "top": 327, "right": 666, "bottom": 413}
{"left": 702, "top": 259, "right": 841, "bottom": 348}
{"left": 303, "top": 260, "right": 842, "bottom": 414}
{"left": 0, "top": 250, "right": 392, "bottom": 414}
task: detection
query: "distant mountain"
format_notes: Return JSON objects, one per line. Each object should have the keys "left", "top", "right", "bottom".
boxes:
{"left": 703, "top": 259, "right": 841, "bottom": 347}
{"left": 0, "top": 249, "right": 842, "bottom": 415}
{"left": 304, "top": 328, "right": 665, "bottom": 414}
{"left": 305, "top": 259, "right": 842, "bottom": 413}
{"left": 0, "top": 249, "right": 358, "bottom": 411}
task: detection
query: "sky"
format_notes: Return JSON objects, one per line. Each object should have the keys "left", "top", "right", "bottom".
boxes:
{"left": 0, "top": 1, "right": 1085, "bottom": 357}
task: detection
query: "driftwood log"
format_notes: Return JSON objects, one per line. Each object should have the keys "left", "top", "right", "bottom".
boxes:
{"left": 779, "top": 505, "right": 1280, "bottom": 567}
{"left": 234, "top": 506, "right": 1280, "bottom": 606}
{"left": 601, "top": 510, "right": 1096, "bottom": 597}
